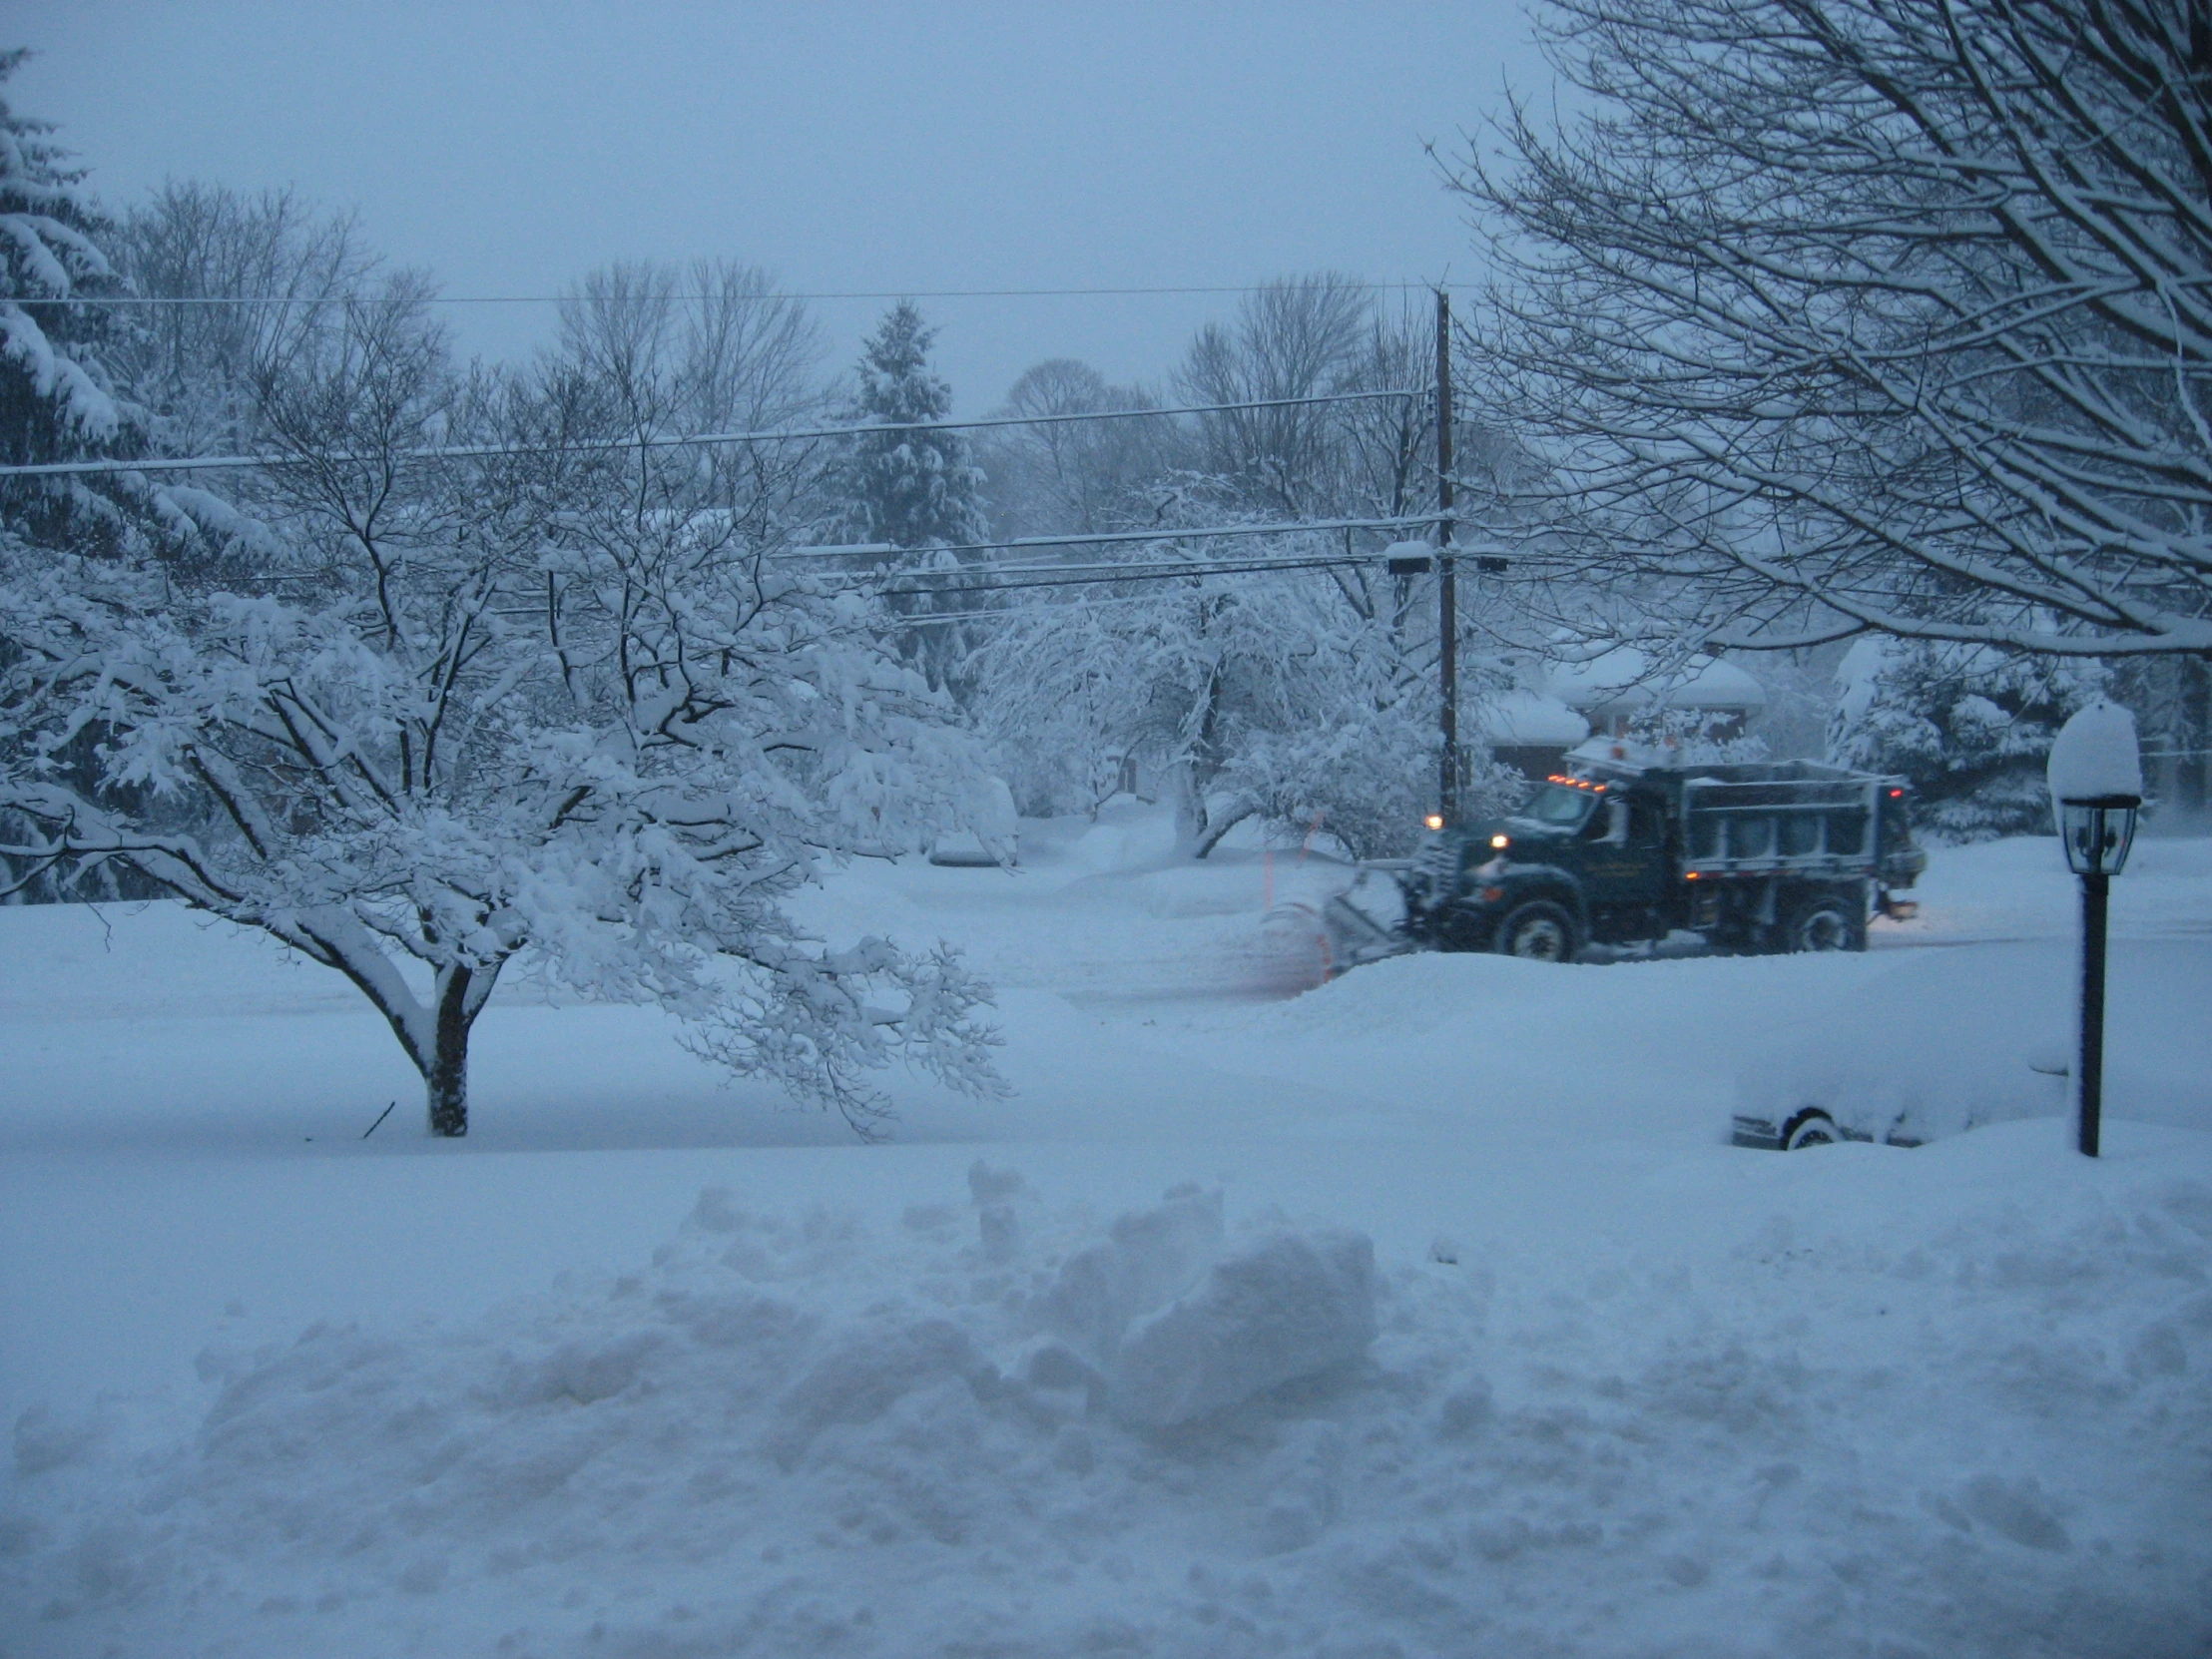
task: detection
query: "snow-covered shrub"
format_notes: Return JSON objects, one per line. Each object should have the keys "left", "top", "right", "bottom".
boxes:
{"left": 971, "top": 526, "right": 1517, "bottom": 859}
{"left": 1828, "top": 638, "right": 2106, "bottom": 839}
{"left": 1221, "top": 701, "right": 1524, "bottom": 860}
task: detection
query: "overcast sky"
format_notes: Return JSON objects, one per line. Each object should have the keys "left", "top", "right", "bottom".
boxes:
{"left": 11, "top": 2, "right": 1552, "bottom": 410}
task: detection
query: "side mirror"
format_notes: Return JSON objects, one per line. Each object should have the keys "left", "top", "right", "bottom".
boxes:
{"left": 1604, "top": 798, "right": 1630, "bottom": 845}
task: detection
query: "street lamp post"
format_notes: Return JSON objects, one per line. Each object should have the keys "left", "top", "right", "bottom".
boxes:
{"left": 2046, "top": 703, "right": 2144, "bottom": 1159}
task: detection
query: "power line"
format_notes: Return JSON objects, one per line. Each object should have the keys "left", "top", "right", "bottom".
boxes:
{"left": 774, "top": 513, "right": 1451, "bottom": 565}
{"left": 48, "top": 280, "right": 1477, "bottom": 308}
{"left": 1, "top": 387, "right": 1426, "bottom": 480}
{"left": 868, "top": 552, "right": 1389, "bottom": 599}
{"left": 887, "top": 591, "right": 1181, "bottom": 630}
{"left": 224, "top": 515, "right": 1507, "bottom": 597}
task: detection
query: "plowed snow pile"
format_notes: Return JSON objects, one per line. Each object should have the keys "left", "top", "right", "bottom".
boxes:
{"left": 7, "top": 1138, "right": 2208, "bottom": 1659}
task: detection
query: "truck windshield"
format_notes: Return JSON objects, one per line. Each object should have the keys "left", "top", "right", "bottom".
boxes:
{"left": 1518, "top": 784, "right": 1596, "bottom": 829}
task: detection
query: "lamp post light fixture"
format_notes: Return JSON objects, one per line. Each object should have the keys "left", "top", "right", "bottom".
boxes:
{"left": 2046, "top": 703, "right": 2144, "bottom": 1159}
{"left": 2057, "top": 796, "right": 2139, "bottom": 879}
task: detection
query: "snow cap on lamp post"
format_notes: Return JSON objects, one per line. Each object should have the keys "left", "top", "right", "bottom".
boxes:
{"left": 2046, "top": 700, "right": 2143, "bottom": 876}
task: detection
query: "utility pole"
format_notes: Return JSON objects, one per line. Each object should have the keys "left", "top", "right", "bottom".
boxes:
{"left": 1435, "top": 287, "right": 1457, "bottom": 822}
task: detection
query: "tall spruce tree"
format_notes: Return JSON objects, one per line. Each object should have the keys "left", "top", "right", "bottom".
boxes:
{"left": 839, "top": 303, "right": 986, "bottom": 688}
{"left": 841, "top": 300, "right": 986, "bottom": 550}
{"left": 0, "top": 51, "right": 207, "bottom": 901}
{"left": 0, "top": 48, "right": 141, "bottom": 552}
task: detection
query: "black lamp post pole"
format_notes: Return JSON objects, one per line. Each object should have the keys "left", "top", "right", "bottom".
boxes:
{"left": 2077, "top": 870, "right": 2109, "bottom": 1158}
{"left": 1434, "top": 287, "right": 1456, "bottom": 823}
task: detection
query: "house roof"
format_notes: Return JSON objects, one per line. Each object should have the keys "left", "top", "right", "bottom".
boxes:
{"left": 1473, "top": 689, "right": 1591, "bottom": 747}
{"left": 1545, "top": 648, "right": 1767, "bottom": 712}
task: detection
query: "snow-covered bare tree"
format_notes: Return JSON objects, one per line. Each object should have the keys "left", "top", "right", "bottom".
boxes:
{"left": 1178, "top": 274, "right": 1372, "bottom": 520}
{"left": 1453, "top": 0, "right": 2212, "bottom": 660}
{"left": 970, "top": 512, "right": 1521, "bottom": 858}
{"left": 970, "top": 280, "right": 1534, "bottom": 852}
{"left": 975, "top": 358, "right": 1174, "bottom": 539}
{"left": 0, "top": 278, "right": 1005, "bottom": 1138}
{"left": 110, "top": 182, "right": 374, "bottom": 460}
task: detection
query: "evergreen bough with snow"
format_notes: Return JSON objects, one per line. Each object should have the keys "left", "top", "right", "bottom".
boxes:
{"left": 1829, "top": 638, "right": 2105, "bottom": 840}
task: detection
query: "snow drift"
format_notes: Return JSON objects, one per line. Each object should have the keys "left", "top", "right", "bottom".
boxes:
{"left": 6, "top": 1142, "right": 2210, "bottom": 1659}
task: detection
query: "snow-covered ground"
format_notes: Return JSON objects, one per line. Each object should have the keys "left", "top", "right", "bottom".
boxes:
{"left": 3, "top": 806, "right": 2210, "bottom": 1657}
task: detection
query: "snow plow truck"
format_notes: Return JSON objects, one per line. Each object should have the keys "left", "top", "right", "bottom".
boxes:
{"left": 1320, "top": 740, "right": 1927, "bottom": 969}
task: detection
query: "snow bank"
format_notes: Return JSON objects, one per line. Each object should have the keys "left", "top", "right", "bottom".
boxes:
{"left": 1111, "top": 1228, "right": 1377, "bottom": 1426}
{"left": 1030, "top": 1185, "right": 1378, "bottom": 1425}
{"left": 7, "top": 1142, "right": 2210, "bottom": 1658}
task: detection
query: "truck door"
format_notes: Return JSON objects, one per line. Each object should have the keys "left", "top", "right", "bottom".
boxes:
{"left": 1583, "top": 794, "right": 1671, "bottom": 910}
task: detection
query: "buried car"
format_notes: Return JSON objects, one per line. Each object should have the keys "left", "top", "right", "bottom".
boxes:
{"left": 1730, "top": 944, "right": 2072, "bottom": 1150}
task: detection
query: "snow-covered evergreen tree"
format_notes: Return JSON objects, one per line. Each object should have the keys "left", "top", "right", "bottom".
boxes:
{"left": 836, "top": 302, "right": 988, "bottom": 689}
{"left": 0, "top": 60, "right": 264, "bottom": 903}
{"left": 0, "top": 48, "right": 141, "bottom": 553}
{"left": 1829, "top": 639, "right": 2106, "bottom": 840}
{"left": 839, "top": 300, "right": 985, "bottom": 550}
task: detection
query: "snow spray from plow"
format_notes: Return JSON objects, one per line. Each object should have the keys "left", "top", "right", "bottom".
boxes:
{"left": 1260, "top": 863, "right": 1417, "bottom": 993}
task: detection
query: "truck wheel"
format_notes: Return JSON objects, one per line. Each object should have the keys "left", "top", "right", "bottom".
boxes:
{"left": 1785, "top": 894, "right": 1866, "bottom": 953}
{"left": 1783, "top": 1111, "right": 1841, "bottom": 1150}
{"left": 1495, "top": 900, "right": 1578, "bottom": 962}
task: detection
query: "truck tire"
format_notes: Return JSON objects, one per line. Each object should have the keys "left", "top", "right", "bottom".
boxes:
{"left": 1495, "top": 899, "right": 1579, "bottom": 962}
{"left": 1784, "top": 892, "right": 1866, "bottom": 953}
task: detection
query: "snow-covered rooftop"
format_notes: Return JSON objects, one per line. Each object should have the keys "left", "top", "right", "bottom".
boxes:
{"left": 1471, "top": 689, "right": 1589, "bottom": 747}
{"left": 1545, "top": 647, "right": 1767, "bottom": 712}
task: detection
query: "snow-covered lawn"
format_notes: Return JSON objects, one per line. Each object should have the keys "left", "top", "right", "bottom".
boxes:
{"left": 3, "top": 810, "right": 2210, "bottom": 1657}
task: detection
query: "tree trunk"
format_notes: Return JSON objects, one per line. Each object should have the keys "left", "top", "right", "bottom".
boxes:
{"left": 423, "top": 964, "right": 476, "bottom": 1137}
{"left": 1172, "top": 759, "right": 1209, "bottom": 853}
{"left": 1193, "top": 803, "right": 1256, "bottom": 860}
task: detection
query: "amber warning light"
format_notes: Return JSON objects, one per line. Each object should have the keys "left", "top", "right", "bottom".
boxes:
{"left": 1423, "top": 814, "right": 1444, "bottom": 831}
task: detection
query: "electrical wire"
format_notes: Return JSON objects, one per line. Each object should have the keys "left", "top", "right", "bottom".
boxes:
{"left": 772, "top": 513, "right": 1450, "bottom": 564}
{"left": 239, "top": 530, "right": 1502, "bottom": 603}
{"left": 886, "top": 592, "right": 1183, "bottom": 630}
{"left": 1, "top": 387, "right": 1427, "bottom": 480}
{"left": 50, "top": 280, "right": 1476, "bottom": 308}
{"left": 866, "top": 553, "right": 1385, "bottom": 598}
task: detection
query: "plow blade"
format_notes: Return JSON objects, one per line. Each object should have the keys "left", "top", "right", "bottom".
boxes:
{"left": 1320, "top": 888, "right": 1416, "bottom": 974}
{"left": 1260, "top": 868, "right": 1419, "bottom": 991}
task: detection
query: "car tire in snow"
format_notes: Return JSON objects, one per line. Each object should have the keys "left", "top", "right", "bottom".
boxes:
{"left": 1783, "top": 1110, "right": 1842, "bottom": 1151}
{"left": 1784, "top": 891, "right": 1867, "bottom": 953}
{"left": 1495, "top": 900, "right": 1579, "bottom": 963}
